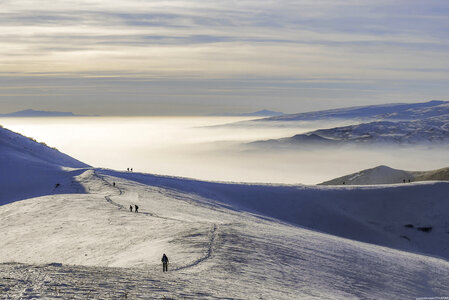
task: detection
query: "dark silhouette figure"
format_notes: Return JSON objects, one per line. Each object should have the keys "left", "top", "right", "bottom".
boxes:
{"left": 129, "top": 205, "right": 133, "bottom": 212}
{"left": 113, "top": 182, "right": 116, "bottom": 187}
{"left": 131, "top": 168, "right": 133, "bottom": 172}
{"left": 408, "top": 179, "right": 411, "bottom": 183}
{"left": 403, "top": 179, "right": 406, "bottom": 183}
{"left": 162, "top": 254, "right": 169, "bottom": 272}
{"left": 127, "top": 168, "right": 129, "bottom": 172}
{"left": 135, "top": 205, "right": 139, "bottom": 213}
{"left": 342, "top": 181, "right": 345, "bottom": 185}
{"left": 55, "top": 183, "right": 60, "bottom": 189}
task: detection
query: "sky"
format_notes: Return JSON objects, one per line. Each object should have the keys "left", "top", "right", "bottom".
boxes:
{"left": 1, "top": 0, "right": 449, "bottom": 115}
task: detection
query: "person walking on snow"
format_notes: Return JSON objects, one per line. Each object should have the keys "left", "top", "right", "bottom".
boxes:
{"left": 129, "top": 205, "right": 133, "bottom": 212}
{"left": 162, "top": 254, "right": 169, "bottom": 272}
{"left": 135, "top": 204, "right": 139, "bottom": 213}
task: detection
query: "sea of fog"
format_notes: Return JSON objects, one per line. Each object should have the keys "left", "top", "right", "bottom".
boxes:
{"left": 1, "top": 116, "right": 448, "bottom": 184}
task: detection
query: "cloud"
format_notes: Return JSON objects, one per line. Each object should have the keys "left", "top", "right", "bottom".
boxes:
{"left": 0, "top": 0, "right": 449, "bottom": 114}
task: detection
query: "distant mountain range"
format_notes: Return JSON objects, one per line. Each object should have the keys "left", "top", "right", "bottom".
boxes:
{"left": 320, "top": 165, "right": 449, "bottom": 185}
{"left": 255, "top": 116, "right": 449, "bottom": 146}
{"left": 213, "top": 109, "right": 284, "bottom": 117}
{"left": 259, "top": 100, "right": 448, "bottom": 122}
{"left": 249, "top": 100, "right": 449, "bottom": 147}
{"left": 0, "top": 109, "right": 79, "bottom": 117}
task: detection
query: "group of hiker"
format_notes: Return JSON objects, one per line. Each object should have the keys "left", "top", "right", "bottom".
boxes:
{"left": 111, "top": 181, "right": 170, "bottom": 272}
{"left": 127, "top": 168, "right": 133, "bottom": 172}
{"left": 342, "top": 178, "right": 413, "bottom": 185}
{"left": 129, "top": 204, "right": 139, "bottom": 213}
{"left": 128, "top": 204, "right": 170, "bottom": 271}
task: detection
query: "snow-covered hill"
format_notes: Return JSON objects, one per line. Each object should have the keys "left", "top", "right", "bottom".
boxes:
{"left": 0, "top": 126, "right": 89, "bottom": 205}
{"left": 2, "top": 169, "right": 449, "bottom": 298}
{"left": 97, "top": 169, "right": 449, "bottom": 259}
{"left": 311, "top": 116, "right": 449, "bottom": 145}
{"left": 320, "top": 165, "right": 449, "bottom": 185}
{"left": 2, "top": 126, "right": 449, "bottom": 298}
{"left": 414, "top": 166, "right": 449, "bottom": 181}
{"left": 243, "top": 100, "right": 449, "bottom": 148}
{"left": 250, "top": 114, "right": 449, "bottom": 147}
{"left": 320, "top": 165, "right": 414, "bottom": 185}
{"left": 261, "top": 100, "right": 449, "bottom": 122}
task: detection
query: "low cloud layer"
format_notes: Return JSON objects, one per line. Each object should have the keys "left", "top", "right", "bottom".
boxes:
{"left": 2, "top": 116, "right": 448, "bottom": 184}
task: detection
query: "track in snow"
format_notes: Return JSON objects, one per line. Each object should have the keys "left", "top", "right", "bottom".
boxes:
{"left": 174, "top": 224, "right": 218, "bottom": 271}
{"left": 94, "top": 171, "right": 219, "bottom": 272}
{"left": 96, "top": 171, "right": 191, "bottom": 223}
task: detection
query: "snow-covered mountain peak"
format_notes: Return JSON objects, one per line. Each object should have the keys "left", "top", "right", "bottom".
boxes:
{"left": 320, "top": 165, "right": 413, "bottom": 185}
{"left": 320, "top": 165, "right": 449, "bottom": 185}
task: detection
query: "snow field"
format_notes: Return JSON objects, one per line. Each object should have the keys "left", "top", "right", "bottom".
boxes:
{"left": 98, "top": 169, "right": 449, "bottom": 261}
{"left": 2, "top": 169, "right": 449, "bottom": 298}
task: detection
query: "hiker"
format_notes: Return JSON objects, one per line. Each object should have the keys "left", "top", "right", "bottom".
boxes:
{"left": 127, "top": 168, "right": 129, "bottom": 172}
{"left": 161, "top": 254, "right": 169, "bottom": 272}
{"left": 113, "top": 182, "right": 116, "bottom": 187}
{"left": 55, "top": 183, "right": 60, "bottom": 189}
{"left": 129, "top": 205, "right": 133, "bottom": 212}
{"left": 135, "top": 204, "right": 139, "bottom": 213}
{"left": 131, "top": 168, "right": 133, "bottom": 172}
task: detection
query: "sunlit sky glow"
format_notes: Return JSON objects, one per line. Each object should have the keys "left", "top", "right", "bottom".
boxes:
{"left": 1, "top": 0, "right": 449, "bottom": 115}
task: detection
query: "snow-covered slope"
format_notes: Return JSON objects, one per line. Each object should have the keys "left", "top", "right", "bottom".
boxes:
{"left": 414, "top": 167, "right": 449, "bottom": 181}
{"left": 0, "top": 126, "right": 89, "bottom": 205}
{"left": 261, "top": 100, "right": 449, "bottom": 122}
{"left": 98, "top": 169, "right": 449, "bottom": 259}
{"left": 320, "top": 165, "right": 449, "bottom": 185}
{"left": 2, "top": 169, "right": 449, "bottom": 298}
